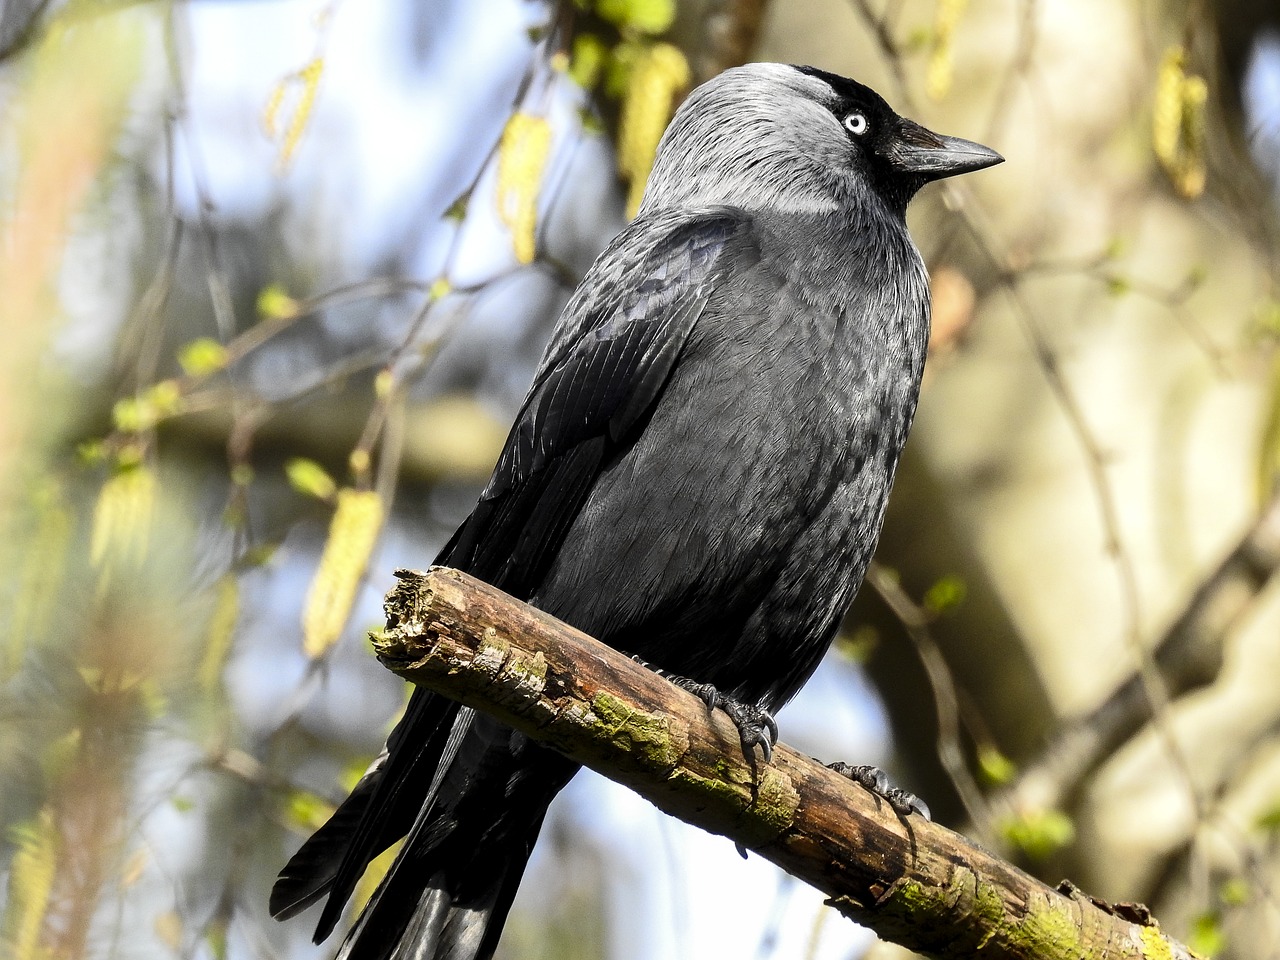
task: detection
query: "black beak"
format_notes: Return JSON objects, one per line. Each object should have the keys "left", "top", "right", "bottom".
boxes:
{"left": 884, "top": 118, "right": 1003, "bottom": 181}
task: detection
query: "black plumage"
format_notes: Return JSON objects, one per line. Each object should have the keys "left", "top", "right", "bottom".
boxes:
{"left": 271, "top": 62, "right": 1001, "bottom": 960}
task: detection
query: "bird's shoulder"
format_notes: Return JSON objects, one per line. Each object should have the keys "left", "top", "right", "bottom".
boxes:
{"left": 529, "top": 205, "right": 759, "bottom": 384}
{"left": 440, "top": 207, "right": 761, "bottom": 588}
{"left": 474, "top": 207, "right": 756, "bottom": 506}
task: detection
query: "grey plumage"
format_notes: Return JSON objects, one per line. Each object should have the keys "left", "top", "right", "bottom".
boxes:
{"left": 271, "top": 62, "right": 1001, "bottom": 960}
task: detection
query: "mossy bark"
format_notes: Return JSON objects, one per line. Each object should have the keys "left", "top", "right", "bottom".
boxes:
{"left": 371, "top": 566, "right": 1199, "bottom": 960}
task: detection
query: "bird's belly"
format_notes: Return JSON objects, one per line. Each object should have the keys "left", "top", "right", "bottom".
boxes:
{"left": 532, "top": 338, "right": 907, "bottom": 703}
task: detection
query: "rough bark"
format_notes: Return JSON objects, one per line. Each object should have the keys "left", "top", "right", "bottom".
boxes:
{"left": 370, "top": 566, "right": 1198, "bottom": 960}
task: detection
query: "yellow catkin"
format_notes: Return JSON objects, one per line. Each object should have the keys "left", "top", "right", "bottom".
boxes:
{"left": 199, "top": 576, "right": 240, "bottom": 690}
{"left": 263, "top": 57, "right": 325, "bottom": 170}
{"left": 2, "top": 6, "right": 144, "bottom": 503}
{"left": 926, "top": 0, "right": 969, "bottom": 100}
{"left": 1175, "top": 76, "right": 1208, "bottom": 197}
{"left": 496, "top": 113, "right": 553, "bottom": 264}
{"left": 261, "top": 82, "right": 285, "bottom": 139}
{"left": 2, "top": 807, "right": 59, "bottom": 960}
{"left": 1152, "top": 48, "right": 1185, "bottom": 164}
{"left": 120, "top": 847, "right": 149, "bottom": 888}
{"left": 89, "top": 465, "right": 156, "bottom": 572}
{"left": 1153, "top": 46, "right": 1209, "bottom": 199}
{"left": 283, "top": 58, "right": 324, "bottom": 167}
{"left": 302, "top": 489, "right": 384, "bottom": 658}
{"left": 617, "top": 42, "right": 690, "bottom": 218}
{"left": 9, "top": 481, "right": 72, "bottom": 673}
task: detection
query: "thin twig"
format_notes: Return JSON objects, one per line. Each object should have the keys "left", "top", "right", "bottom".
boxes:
{"left": 866, "top": 563, "right": 997, "bottom": 845}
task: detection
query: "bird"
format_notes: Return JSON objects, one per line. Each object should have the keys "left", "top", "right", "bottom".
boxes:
{"left": 270, "top": 62, "right": 1002, "bottom": 960}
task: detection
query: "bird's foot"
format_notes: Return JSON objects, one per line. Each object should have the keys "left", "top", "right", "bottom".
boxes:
{"left": 827, "top": 762, "right": 930, "bottom": 820}
{"left": 718, "top": 695, "right": 780, "bottom": 763}
{"left": 626, "top": 656, "right": 779, "bottom": 763}
{"left": 669, "top": 676, "right": 779, "bottom": 763}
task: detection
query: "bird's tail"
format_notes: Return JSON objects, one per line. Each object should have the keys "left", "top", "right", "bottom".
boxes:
{"left": 335, "top": 800, "right": 547, "bottom": 960}
{"left": 272, "top": 697, "right": 577, "bottom": 960}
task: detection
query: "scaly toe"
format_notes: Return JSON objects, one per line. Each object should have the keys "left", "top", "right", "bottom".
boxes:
{"left": 654, "top": 671, "right": 779, "bottom": 764}
{"left": 828, "top": 762, "right": 931, "bottom": 820}
{"left": 721, "top": 698, "right": 778, "bottom": 762}
{"left": 667, "top": 674, "right": 719, "bottom": 710}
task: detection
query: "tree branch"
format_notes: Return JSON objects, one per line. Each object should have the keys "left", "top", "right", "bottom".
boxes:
{"left": 370, "top": 567, "right": 1196, "bottom": 960}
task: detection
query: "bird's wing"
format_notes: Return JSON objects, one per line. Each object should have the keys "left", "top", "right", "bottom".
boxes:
{"left": 439, "top": 205, "right": 757, "bottom": 598}
{"left": 271, "top": 207, "right": 758, "bottom": 939}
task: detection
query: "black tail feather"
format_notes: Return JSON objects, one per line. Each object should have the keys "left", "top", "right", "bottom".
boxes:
{"left": 337, "top": 855, "right": 529, "bottom": 960}
{"left": 332, "top": 718, "right": 572, "bottom": 960}
{"left": 272, "top": 486, "right": 586, "bottom": 960}
{"left": 269, "top": 750, "right": 385, "bottom": 920}
{"left": 269, "top": 690, "right": 462, "bottom": 935}
{"left": 312, "top": 694, "right": 464, "bottom": 942}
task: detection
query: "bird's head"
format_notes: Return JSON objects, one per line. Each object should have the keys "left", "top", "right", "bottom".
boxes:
{"left": 641, "top": 63, "right": 1002, "bottom": 219}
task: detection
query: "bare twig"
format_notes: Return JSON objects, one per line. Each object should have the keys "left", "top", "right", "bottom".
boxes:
{"left": 865, "top": 563, "right": 995, "bottom": 841}
{"left": 847, "top": 0, "right": 915, "bottom": 111}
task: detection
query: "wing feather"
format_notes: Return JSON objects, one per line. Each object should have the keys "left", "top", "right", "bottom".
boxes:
{"left": 272, "top": 207, "right": 758, "bottom": 945}
{"left": 444, "top": 207, "right": 755, "bottom": 593}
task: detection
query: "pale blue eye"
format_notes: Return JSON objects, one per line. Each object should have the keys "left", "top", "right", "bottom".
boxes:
{"left": 844, "top": 112, "right": 869, "bottom": 135}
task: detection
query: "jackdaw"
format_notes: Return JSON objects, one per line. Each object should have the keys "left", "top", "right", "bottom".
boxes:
{"left": 271, "top": 61, "right": 1002, "bottom": 960}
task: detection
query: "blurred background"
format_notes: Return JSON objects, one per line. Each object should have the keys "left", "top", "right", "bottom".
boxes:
{"left": 3, "top": 0, "right": 1280, "bottom": 958}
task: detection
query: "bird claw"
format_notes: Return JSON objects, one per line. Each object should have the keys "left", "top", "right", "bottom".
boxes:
{"left": 674, "top": 678, "right": 719, "bottom": 711}
{"left": 629, "top": 659, "right": 779, "bottom": 764}
{"left": 666, "top": 675, "right": 778, "bottom": 762}
{"left": 719, "top": 696, "right": 779, "bottom": 762}
{"left": 827, "top": 762, "right": 931, "bottom": 820}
